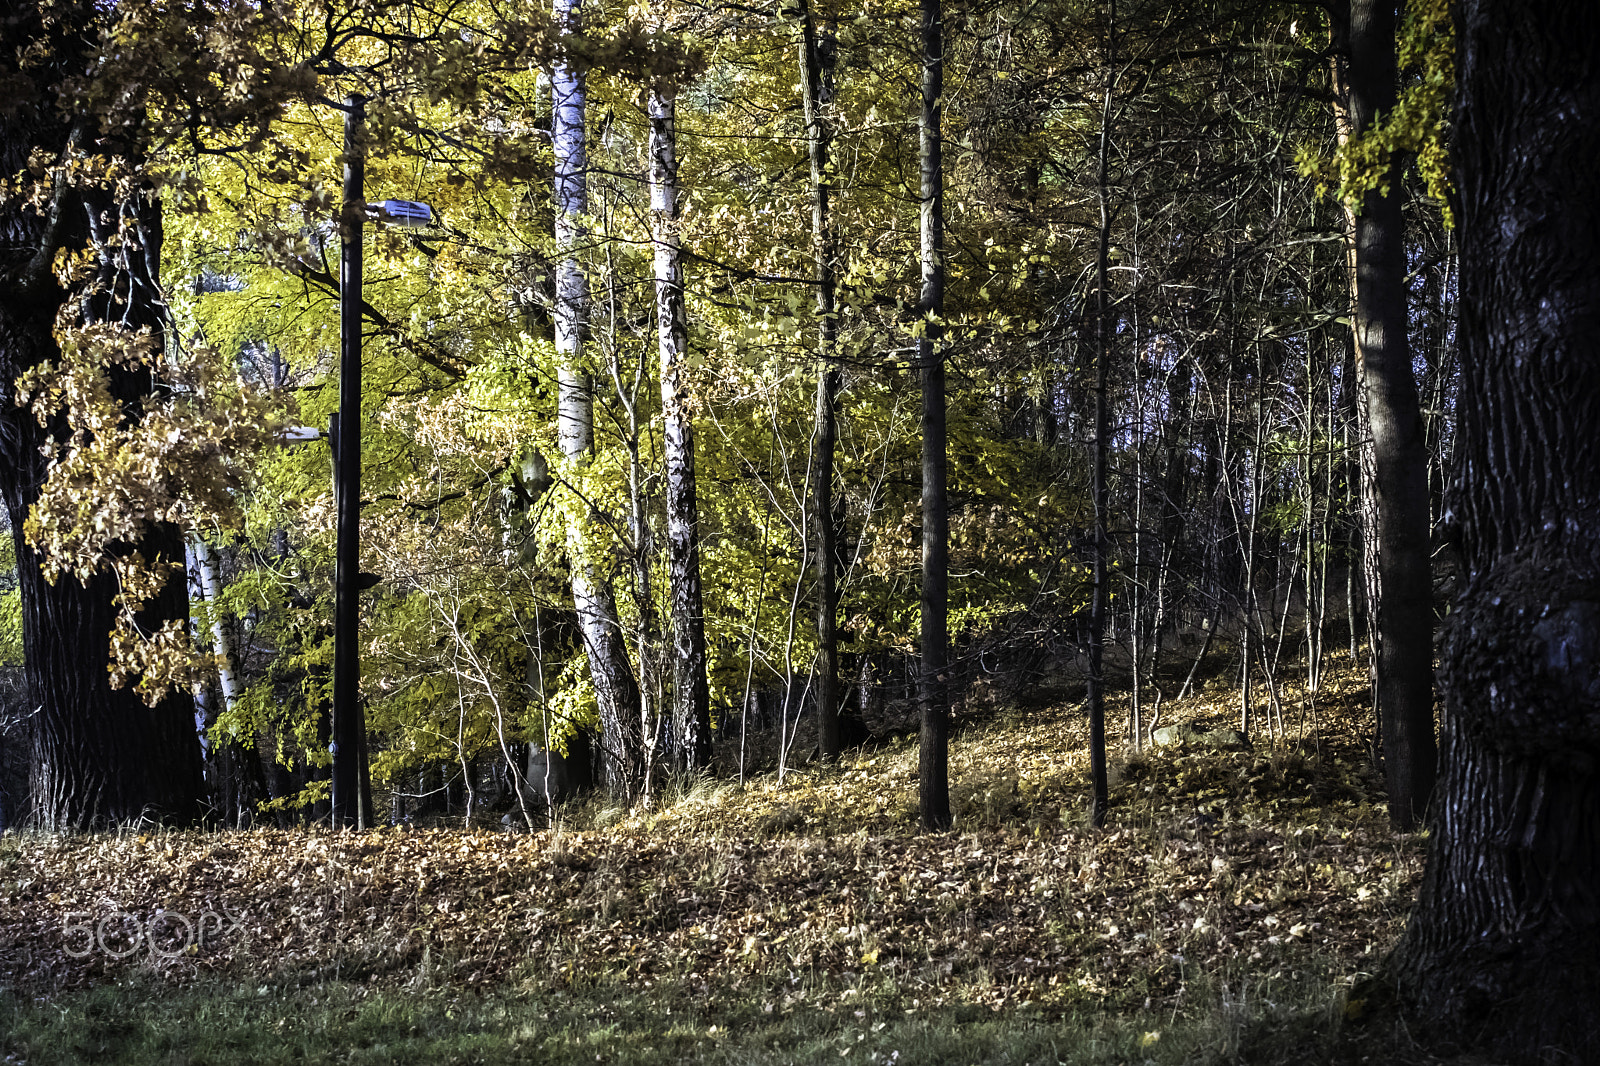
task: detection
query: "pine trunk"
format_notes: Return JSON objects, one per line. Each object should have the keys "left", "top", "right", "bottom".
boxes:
{"left": 1086, "top": 0, "right": 1116, "bottom": 828}
{"left": 798, "top": 0, "right": 843, "bottom": 762}
{"left": 1335, "top": 0, "right": 1438, "bottom": 830}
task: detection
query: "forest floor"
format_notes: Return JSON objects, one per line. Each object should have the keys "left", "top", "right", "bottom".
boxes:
{"left": 0, "top": 652, "right": 1494, "bottom": 1065}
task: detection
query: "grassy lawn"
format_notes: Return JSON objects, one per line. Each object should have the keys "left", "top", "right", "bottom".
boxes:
{"left": 1, "top": 966, "right": 1358, "bottom": 1066}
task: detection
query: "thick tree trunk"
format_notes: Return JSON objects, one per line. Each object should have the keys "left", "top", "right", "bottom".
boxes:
{"left": 0, "top": 14, "right": 202, "bottom": 826}
{"left": 648, "top": 84, "right": 711, "bottom": 774}
{"left": 1392, "top": 3, "right": 1600, "bottom": 1060}
{"left": 10, "top": 528, "right": 201, "bottom": 830}
{"left": 917, "top": 0, "right": 951, "bottom": 832}
{"left": 1334, "top": 0, "right": 1438, "bottom": 830}
{"left": 551, "top": 0, "right": 643, "bottom": 799}
{"left": 798, "top": 0, "right": 843, "bottom": 762}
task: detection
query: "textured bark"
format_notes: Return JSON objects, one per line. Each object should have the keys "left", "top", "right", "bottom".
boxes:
{"left": 1392, "top": 3, "right": 1600, "bottom": 1060}
{"left": 1334, "top": 0, "right": 1438, "bottom": 830}
{"left": 11, "top": 524, "right": 200, "bottom": 831}
{"left": 798, "top": 0, "right": 843, "bottom": 762}
{"left": 189, "top": 538, "right": 241, "bottom": 714}
{"left": 551, "top": 0, "right": 643, "bottom": 798}
{"left": 190, "top": 538, "right": 265, "bottom": 827}
{"left": 648, "top": 85, "right": 711, "bottom": 774}
{"left": 917, "top": 0, "right": 951, "bottom": 832}
{"left": 0, "top": 0, "right": 202, "bottom": 828}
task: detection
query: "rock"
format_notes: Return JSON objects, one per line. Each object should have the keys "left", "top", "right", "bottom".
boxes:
{"left": 1150, "top": 722, "right": 1207, "bottom": 747}
{"left": 1200, "top": 728, "right": 1251, "bottom": 751}
{"left": 1149, "top": 722, "right": 1252, "bottom": 751}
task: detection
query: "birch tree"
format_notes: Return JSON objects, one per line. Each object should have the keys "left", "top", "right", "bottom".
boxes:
{"left": 552, "top": 0, "right": 644, "bottom": 797}
{"left": 648, "top": 71, "right": 712, "bottom": 774}
{"left": 917, "top": 0, "right": 952, "bottom": 832}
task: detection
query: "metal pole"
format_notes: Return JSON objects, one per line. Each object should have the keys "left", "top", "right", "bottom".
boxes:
{"left": 332, "top": 93, "right": 368, "bottom": 829}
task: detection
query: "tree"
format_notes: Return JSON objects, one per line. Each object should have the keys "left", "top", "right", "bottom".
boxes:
{"left": 550, "top": 0, "right": 645, "bottom": 798}
{"left": 1392, "top": 1, "right": 1600, "bottom": 1059}
{"left": 917, "top": 0, "right": 952, "bottom": 832}
{"left": 1329, "top": 0, "right": 1438, "bottom": 830}
{"left": 0, "top": 0, "right": 205, "bottom": 828}
{"left": 796, "top": 0, "right": 844, "bottom": 763}
{"left": 648, "top": 70, "right": 712, "bottom": 774}
{"left": 1085, "top": 0, "right": 1117, "bottom": 829}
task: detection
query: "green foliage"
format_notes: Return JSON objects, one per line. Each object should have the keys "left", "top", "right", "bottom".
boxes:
{"left": 4, "top": 0, "right": 1401, "bottom": 815}
{"left": 1298, "top": 0, "right": 1455, "bottom": 223}
{"left": 0, "top": 591, "right": 20, "bottom": 669}
{"left": 0, "top": 533, "right": 17, "bottom": 668}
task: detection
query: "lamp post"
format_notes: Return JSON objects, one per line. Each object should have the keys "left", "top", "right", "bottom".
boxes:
{"left": 330, "top": 92, "right": 367, "bottom": 829}
{"left": 331, "top": 92, "right": 434, "bottom": 829}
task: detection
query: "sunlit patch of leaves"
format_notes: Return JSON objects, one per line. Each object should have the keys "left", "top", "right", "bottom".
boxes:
{"left": 0, "top": 658, "right": 1422, "bottom": 1029}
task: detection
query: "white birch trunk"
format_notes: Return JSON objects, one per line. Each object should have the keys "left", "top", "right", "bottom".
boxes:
{"left": 552, "top": 0, "right": 643, "bottom": 798}
{"left": 188, "top": 536, "right": 239, "bottom": 716}
{"left": 648, "top": 84, "right": 711, "bottom": 772}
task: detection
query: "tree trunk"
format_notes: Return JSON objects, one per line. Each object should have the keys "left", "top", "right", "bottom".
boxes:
{"left": 917, "top": 0, "right": 951, "bottom": 832}
{"left": 0, "top": 18, "right": 202, "bottom": 826}
{"left": 189, "top": 538, "right": 241, "bottom": 714}
{"left": 1086, "top": 0, "right": 1116, "bottom": 828}
{"left": 648, "top": 83, "right": 711, "bottom": 774}
{"left": 1333, "top": 0, "right": 1438, "bottom": 830}
{"left": 798, "top": 0, "right": 843, "bottom": 762}
{"left": 1392, "top": 3, "right": 1600, "bottom": 1060}
{"left": 189, "top": 537, "right": 268, "bottom": 826}
{"left": 551, "top": 0, "right": 643, "bottom": 799}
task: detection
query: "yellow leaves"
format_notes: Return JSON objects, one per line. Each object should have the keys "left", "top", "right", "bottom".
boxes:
{"left": 301, "top": 178, "right": 336, "bottom": 216}
{"left": 1301, "top": 0, "right": 1456, "bottom": 223}
{"left": 17, "top": 309, "right": 277, "bottom": 698}
{"left": 52, "top": 246, "right": 98, "bottom": 287}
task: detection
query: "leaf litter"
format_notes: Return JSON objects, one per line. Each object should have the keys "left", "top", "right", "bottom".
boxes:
{"left": 0, "top": 657, "right": 1423, "bottom": 1019}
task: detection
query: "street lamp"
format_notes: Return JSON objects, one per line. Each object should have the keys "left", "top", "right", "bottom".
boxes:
{"left": 331, "top": 92, "right": 435, "bottom": 830}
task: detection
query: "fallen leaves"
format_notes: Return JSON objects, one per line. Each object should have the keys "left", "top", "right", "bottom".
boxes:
{"left": 0, "top": 658, "right": 1423, "bottom": 1015}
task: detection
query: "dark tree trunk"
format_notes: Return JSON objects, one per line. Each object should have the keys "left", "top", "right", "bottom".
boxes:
{"left": 6, "top": 520, "right": 201, "bottom": 830}
{"left": 1086, "top": 0, "right": 1116, "bottom": 829}
{"left": 917, "top": 0, "right": 951, "bottom": 831}
{"left": 0, "top": 3, "right": 202, "bottom": 829}
{"left": 530, "top": 728, "right": 594, "bottom": 805}
{"left": 1392, "top": 3, "right": 1600, "bottom": 1060}
{"left": 1335, "top": 0, "right": 1438, "bottom": 830}
{"left": 798, "top": 0, "right": 843, "bottom": 762}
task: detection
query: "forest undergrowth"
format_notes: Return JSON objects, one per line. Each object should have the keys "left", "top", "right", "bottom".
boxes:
{"left": 1, "top": 653, "right": 1481, "bottom": 1065}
